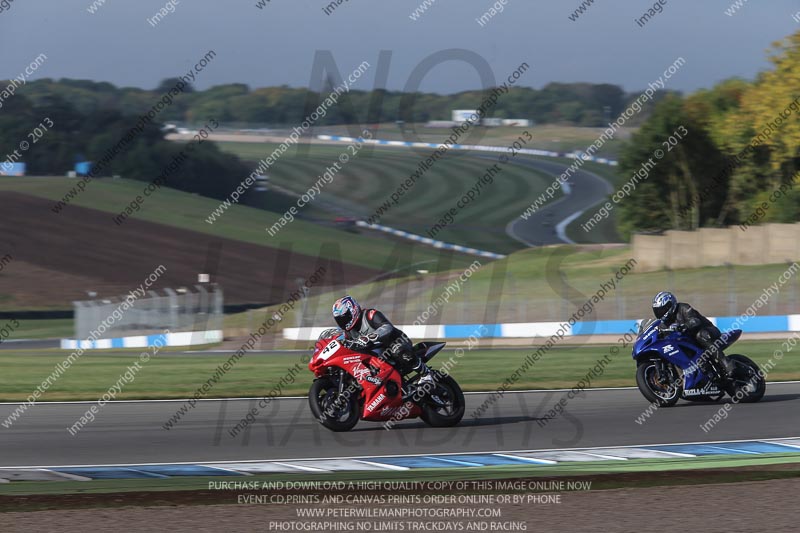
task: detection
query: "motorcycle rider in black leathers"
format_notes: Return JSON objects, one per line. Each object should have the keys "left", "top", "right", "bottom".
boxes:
{"left": 332, "top": 296, "right": 434, "bottom": 388}
{"left": 652, "top": 291, "right": 736, "bottom": 379}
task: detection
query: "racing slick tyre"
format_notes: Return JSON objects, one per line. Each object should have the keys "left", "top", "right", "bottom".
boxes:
{"left": 420, "top": 373, "right": 465, "bottom": 428}
{"left": 726, "top": 354, "right": 766, "bottom": 403}
{"left": 308, "top": 377, "right": 360, "bottom": 432}
{"left": 636, "top": 360, "right": 682, "bottom": 407}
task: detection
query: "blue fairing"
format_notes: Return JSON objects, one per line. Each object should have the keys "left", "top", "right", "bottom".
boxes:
{"left": 632, "top": 319, "right": 742, "bottom": 390}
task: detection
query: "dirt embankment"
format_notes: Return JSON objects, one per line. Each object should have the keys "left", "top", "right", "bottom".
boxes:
{"left": 0, "top": 192, "right": 378, "bottom": 310}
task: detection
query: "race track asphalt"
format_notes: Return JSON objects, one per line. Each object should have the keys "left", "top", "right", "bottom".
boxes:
{"left": 502, "top": 157, "right": 614, "bottom": 246}
{"left": 1, "top": 383, "right": 798, "bottom": 467}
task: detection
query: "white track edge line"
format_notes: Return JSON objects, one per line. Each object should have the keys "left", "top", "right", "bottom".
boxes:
{"left": 2, "top": 381, "right": 798, "bottom": 406}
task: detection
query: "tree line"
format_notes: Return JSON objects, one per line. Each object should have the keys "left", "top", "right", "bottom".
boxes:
{"left": 0, "top": 92, "right": 250, "bottom": 201}
{"left": 616, "top": 31, "right": 800, "bottom": 237}
{"left": 13, "top": 78, "right": 664, "bottom": 128}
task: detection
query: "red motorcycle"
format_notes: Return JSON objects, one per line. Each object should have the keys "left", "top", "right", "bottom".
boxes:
{"left": 308, "top": 329, "right": 465, "bottom": 432}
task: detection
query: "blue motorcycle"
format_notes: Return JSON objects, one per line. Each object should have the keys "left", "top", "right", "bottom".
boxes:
{"left": 632, "top": 318, "right": 765, "bottom": 406}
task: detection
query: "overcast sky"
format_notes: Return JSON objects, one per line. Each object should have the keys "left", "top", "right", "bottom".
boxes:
{"left": 1, "top": 0, "right": 798, "bottom": 95}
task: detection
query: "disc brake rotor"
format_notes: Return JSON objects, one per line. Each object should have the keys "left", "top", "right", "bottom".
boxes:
{"left": 322, "top": 389, "right": 349, "bottom": 419}
{"left": 648, "top": 367, "right": 676, "bottom": 399}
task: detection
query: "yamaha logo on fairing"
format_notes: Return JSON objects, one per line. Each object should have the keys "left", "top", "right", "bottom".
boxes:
{"left": 366, "top": 394, "right": 385, "bottom": 412}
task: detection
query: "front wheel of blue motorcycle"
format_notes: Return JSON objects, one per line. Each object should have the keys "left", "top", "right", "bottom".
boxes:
{"left": 636, "top": 360, "right": 682, "bottom": 407}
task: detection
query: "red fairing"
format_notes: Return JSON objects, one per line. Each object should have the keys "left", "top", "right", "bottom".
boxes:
{"left": 309, "top": 336, "right": 422, "bottom": 422}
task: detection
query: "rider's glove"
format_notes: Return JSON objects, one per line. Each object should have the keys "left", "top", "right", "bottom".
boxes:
{"left": 344, "top": 338, "right": 364, "bottom": 349}
{"left": 346, "top": 333, "right": 379, "bottom": 350}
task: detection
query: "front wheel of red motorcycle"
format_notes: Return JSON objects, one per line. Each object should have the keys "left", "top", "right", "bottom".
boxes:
{"left": 420, "top": 373, "right": 465, "bottom": 427}
{"left": 308, "top": 377, "right": 360, "bottom": 432}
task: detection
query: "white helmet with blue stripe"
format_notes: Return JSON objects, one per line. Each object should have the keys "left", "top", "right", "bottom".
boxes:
{"left": 652, "top": 291, "right": 677, "bottom": 320}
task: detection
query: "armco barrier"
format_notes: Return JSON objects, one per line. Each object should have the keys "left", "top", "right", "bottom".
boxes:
{"left": 60, "top": 330, "right": 223, "bottom": 350}
{"left": 317, "top": 135, "right": 619, "bottom": 166}
{"left": 284, "top": 314, "right": 800, "bottom": 340}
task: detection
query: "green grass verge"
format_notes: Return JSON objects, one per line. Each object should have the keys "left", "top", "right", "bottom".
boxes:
{"left": 318, "top": 124, "right": 632, "bottom": 159}
{"left": 216, "top": 141, "right": 554, "bottom": 254}
{"left": 12, "top": 243, "right": 793, "bottom": 340}
{"left": 1, "top": 339, "right": 797, "bottom": 402}
{"left": 9, "top": 242, "right": 793, "bottom": 341}
{"left": 217, "top": 141, "right": 627, "bottom": 251}
{"left": 2, "top": 453, "right": 799, "bottom": 498}
{"left": 234, "top": 244, "right": 800, "bottom": 327}
{"left": 565, "top": 205, "right": 622, "bottom": 244}
{"left": 3, "top": 318, "right": 73, "bottom": 340}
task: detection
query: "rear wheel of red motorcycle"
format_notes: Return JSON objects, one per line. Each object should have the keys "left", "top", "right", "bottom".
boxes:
{"left": 420, "top": 373, "right": 465, "bottom": 427}
{"left": 308, "top": 377, "right": 360, "bottom": 432}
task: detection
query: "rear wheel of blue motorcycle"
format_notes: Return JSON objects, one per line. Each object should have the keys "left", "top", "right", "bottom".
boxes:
{"left": 727, "top": 354, "right": 766, "bottom": 403}
{"left": 636, "top": 360, "right": 682, "bottom": 407}
{"left": 308, "top": 377, "right": 360, "bottom": 432}
{"left": 420, "top": 373, "right": 465, "bottom": 427}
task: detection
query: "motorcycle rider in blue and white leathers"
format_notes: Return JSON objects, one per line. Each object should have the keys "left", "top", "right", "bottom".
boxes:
{"left": 652, "top": 291, "right": 736, "bottom": 378}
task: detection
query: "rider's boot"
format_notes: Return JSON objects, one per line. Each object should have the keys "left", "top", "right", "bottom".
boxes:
{"left": 705, "top": 347, "right": 736, "bottom": 384}
{"left": 719, "top": 356, "right": 739, "bottom": 397}
{"left": 416, "top": 362, "right": 447, "bottom": 406}
{"left": 417, "top": 363, "right": 435, "bottom": 387}
{"left": 401, "top": 360, "right": 444, "bottom": 405}
{"left": 717, "top": 353, "right": 736, "bottom": 379}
